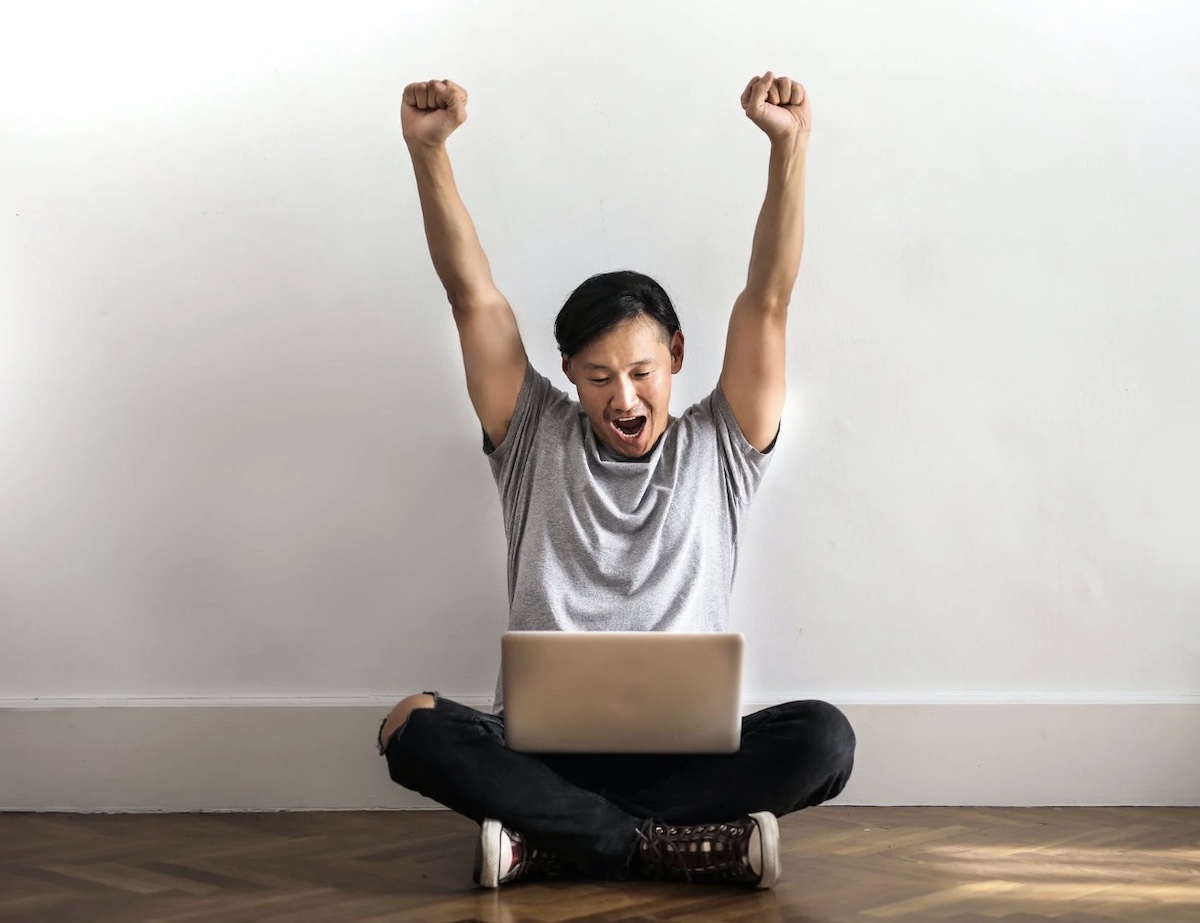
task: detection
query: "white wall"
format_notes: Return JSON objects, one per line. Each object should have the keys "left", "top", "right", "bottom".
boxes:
{"left": 2, "top": 1, "right": 1198, "bottom": 805}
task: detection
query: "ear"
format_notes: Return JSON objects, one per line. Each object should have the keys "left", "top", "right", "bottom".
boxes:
{"left": 669, "top": 330, "right": 685, "bottom": 374}
{"left": 561, "top": 354, "right": 576, "bottom": 384}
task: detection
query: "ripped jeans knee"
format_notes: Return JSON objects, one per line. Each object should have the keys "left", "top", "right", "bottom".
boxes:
{"left": 377, "top": 690, "right": 439, "bottom": 755}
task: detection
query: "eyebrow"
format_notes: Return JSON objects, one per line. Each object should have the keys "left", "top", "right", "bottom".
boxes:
{"left": 582, "top": 358, "right": 656, "bottom": 371}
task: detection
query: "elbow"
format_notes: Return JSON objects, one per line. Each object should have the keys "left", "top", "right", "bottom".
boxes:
{"left": 448, "top": 287, "right": 506, "bottom": 321}
{"left": 763, "top": 295, "right": 791, "bottom": 316}
{"left": 447, "top": 291, "right": 473, "bottom": 318}
{"left": 447, "top": 287, "right": 484, "bottom": 316}
{"left": 738, "top": 289, "right": 791, "bottom": 318}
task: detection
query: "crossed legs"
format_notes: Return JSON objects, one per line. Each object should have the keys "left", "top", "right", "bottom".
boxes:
{"left": 378, "top": 693, "right": 855, "bottom": 880}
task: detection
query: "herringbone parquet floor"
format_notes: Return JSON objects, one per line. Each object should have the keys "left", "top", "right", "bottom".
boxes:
{"left": 1, "top": 807, "right": 1196, "bottom": 922}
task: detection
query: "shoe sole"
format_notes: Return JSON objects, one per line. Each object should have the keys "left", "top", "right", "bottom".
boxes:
{"left": 749, "top": 811, "right": 781, "bottom": 889}
{"left": 478, "top": 818, "right": 502, "bottom": 889}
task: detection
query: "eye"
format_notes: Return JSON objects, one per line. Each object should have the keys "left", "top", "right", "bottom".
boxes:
{"left": 634, "top": 372, "right": 652, "bottom": 380}
{"left": 589, "top": 378, "right": 609, "bottom": 386}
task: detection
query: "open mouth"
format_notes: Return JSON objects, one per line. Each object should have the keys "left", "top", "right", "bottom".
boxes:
{"left": 608, "top": 415, "right": 647, "bottom": 445}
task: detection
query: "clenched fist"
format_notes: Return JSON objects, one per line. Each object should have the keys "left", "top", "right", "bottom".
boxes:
{"left": 402, "top": 79, "right": 468, "bottom": 147}
{"left": 741, "top": 72, "right": 811, "bottom": 143}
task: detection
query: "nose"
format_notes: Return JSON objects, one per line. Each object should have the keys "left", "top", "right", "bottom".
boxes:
{"left": 613, "top": 376, "right": 638, "bottom": 413}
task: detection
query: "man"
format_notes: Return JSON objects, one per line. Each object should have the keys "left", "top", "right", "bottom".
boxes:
{"left": 379, "top": 72, "right": 855, "bottom": 889}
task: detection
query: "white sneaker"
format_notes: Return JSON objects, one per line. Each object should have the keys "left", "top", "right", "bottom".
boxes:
{"left": 473, "top": 818, "right": 562, "bottom": 888}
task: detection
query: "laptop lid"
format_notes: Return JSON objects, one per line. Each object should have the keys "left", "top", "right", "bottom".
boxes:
{"left": 501, "top": 631, "right": 743, "bottom": 754}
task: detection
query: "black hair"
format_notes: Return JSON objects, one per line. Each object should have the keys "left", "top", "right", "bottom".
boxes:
{"left": 554, "top": 270, "right": 681, "bottom": 358}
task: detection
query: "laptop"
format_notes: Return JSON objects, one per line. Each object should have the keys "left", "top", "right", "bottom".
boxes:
{"left": 501, "top": 631, "right": 743, "bottom": 754}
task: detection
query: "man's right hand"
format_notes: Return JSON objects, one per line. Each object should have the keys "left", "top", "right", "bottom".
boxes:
{"left": 402, "top": 79, "right": 468, "bottom": 147}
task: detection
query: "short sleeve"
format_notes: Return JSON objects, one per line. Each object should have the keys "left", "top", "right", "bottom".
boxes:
{"left": 706, "top": 385, "right": 777, "bottom": 506}
{"left": 485, "top": 364, "right": 568, "bottom": 505}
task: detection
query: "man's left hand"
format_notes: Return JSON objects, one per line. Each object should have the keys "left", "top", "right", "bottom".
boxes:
{"left": 741, "top": 72, "right": 811, "bottom": 143}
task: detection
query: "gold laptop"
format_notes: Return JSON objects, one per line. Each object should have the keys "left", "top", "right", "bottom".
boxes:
{"left": 501, "top": 631, "right": 744, "bottom": 754}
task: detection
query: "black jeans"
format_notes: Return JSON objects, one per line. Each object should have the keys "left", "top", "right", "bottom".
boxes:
{"left": 380, "top": 694, "right": 855, "bottom": 880}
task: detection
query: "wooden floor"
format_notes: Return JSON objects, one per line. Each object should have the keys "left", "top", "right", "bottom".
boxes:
{"left": 1, "top": 807, "right": 1197, "bottom": 922}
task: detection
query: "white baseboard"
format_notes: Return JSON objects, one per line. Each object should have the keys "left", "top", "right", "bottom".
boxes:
{"left": 2, "top": 696, "right": 1197, "bottom": 811}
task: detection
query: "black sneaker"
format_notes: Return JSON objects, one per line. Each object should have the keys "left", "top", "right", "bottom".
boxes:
{"left": 473, "top": 818, "right": 563, "bottom": 888}
{"left": 637, "top": 811, "right": 780, "bottom": 888}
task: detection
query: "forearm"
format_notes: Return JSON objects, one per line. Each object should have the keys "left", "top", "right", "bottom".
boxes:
{"left": 407, "top": 141, "right": 498, "bottom": 307}
{"left": 744, "top": 136, "right": 809, "bottom": 309}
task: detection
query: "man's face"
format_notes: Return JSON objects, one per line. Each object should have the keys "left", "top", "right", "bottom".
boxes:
{"left": 562, "top": 316, "right": 685, "bottom": 459}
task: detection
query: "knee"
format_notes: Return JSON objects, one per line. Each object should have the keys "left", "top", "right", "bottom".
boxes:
{"left": 820, "top": 701, "right": 856, "bottom": 766}
{"left": 377, "top": 693, "right": 435, "bottom": 752}
{"left": 783, "top": 699, "right": 856, "bottom": 771}
{"left": 778, "top": 700, "right": 856, "bottom": 808}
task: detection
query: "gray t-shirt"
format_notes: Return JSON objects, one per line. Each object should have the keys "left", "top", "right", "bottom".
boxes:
{"left": 485, "top": 364, "right": 775, "bottom": 708}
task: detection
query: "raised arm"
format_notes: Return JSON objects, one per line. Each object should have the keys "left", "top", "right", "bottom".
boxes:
{"left": 718, "top": 72, "right": 811, "bottom": 452}
{"left": 402, "top": 79, "right": 527, "bottom": 448}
